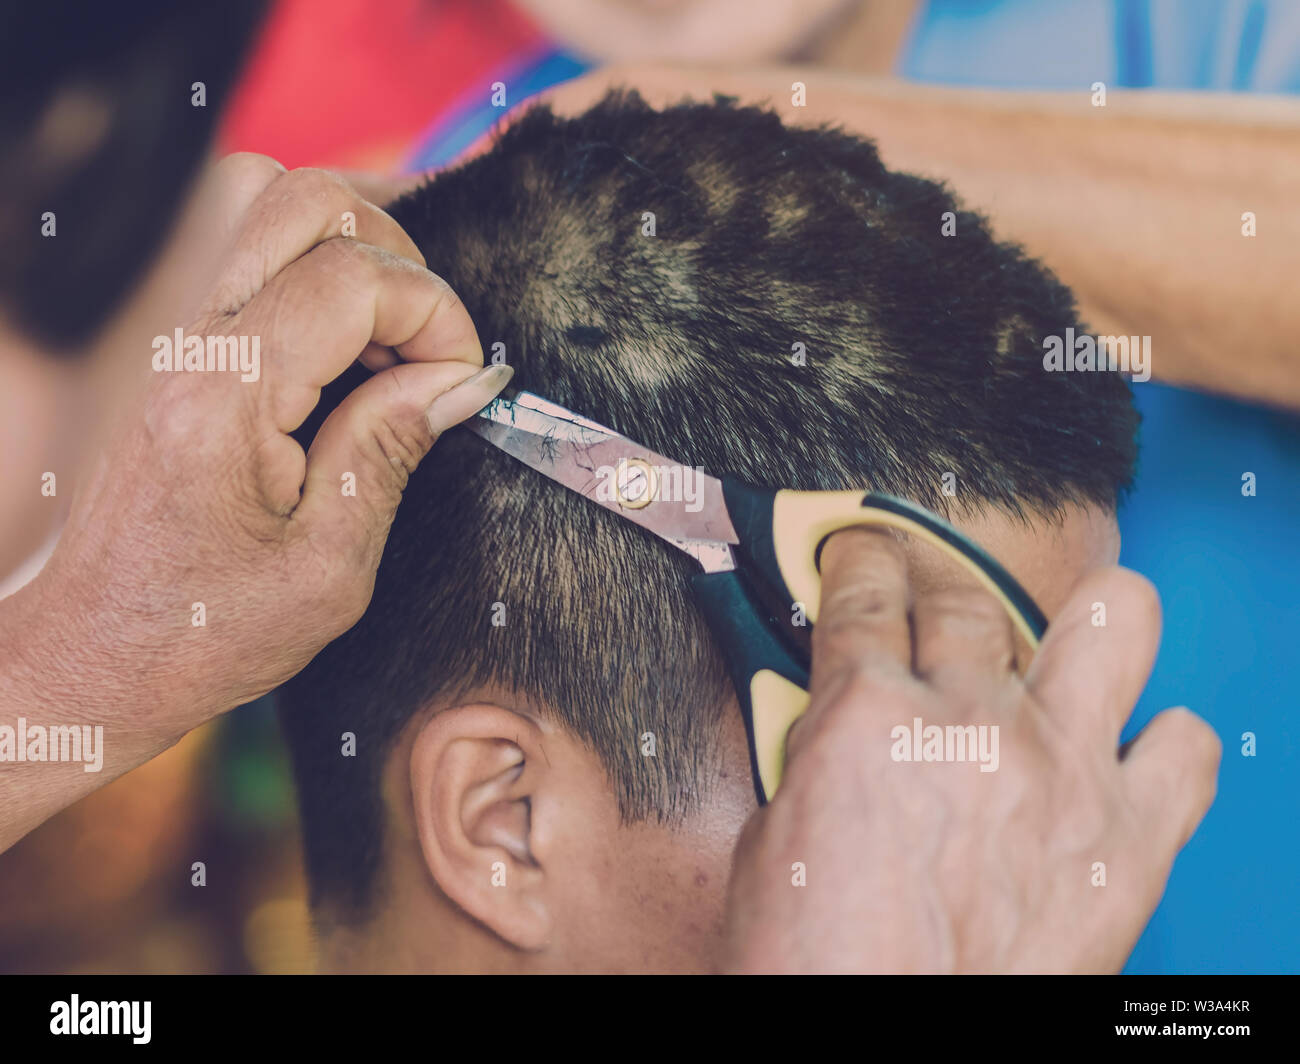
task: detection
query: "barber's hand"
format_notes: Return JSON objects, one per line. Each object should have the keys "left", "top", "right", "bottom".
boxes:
{"left": 21, "top": 153, "right": 510, "bottom": 740}
{"left": 723, "top": 529, "right": 1220, "bottom": 973}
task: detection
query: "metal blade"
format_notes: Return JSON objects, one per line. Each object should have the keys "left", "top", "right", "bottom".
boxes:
{"left": 465, "top": 393, "right": 739, "bottom": 554}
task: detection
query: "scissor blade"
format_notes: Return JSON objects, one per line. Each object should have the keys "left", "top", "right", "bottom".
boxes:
{"left": 465, "top": 394, "right": 739, "bottom": 549}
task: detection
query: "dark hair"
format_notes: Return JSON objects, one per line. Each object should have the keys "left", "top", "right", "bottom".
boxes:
{"left": 278, "top": 91, "right": 1138, "bottom": 919}
{"left": 0, "top": 0, "right": 266, "bottom": 350}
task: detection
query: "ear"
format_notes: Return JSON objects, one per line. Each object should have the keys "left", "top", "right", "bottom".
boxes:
{"left": 408, "top": 702, "right": 560, "bottom": 951}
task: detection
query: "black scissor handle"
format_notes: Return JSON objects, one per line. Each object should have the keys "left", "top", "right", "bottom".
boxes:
{"left": 691, "top": 568, "right": 810, "bottom": 806}
{"left": 720, "top": 477, "right": 1047, "bottom": 646}
{"left": 696, "top": 478, "right": 1049, "bottom": 804}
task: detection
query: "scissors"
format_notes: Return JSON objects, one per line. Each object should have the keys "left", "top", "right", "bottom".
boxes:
{"left": 465, "top": 391, "right": 1048, "bottom": 805}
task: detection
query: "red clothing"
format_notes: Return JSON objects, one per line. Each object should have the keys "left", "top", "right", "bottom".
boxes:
{"left": 218, "top": 0, "right": 544, "bottom": 170}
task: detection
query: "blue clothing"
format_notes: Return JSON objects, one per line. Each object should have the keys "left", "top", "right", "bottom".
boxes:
{"left": 904, "top": 0, "right": 1300, "bottom": 91}
{"left": 405, "top": 49, "right": 588, "bottom": 172}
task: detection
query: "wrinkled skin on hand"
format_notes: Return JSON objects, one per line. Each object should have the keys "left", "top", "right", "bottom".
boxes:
{"left": 724, "top": 529, "right": 1220, "bottom": 974}
{"left": 17, "top": 155, "right": 506, "bottom": 740}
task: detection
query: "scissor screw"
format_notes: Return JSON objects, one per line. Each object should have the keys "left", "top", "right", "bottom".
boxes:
{"left": 614, "top": 457, "right": 658, "bottom": 509}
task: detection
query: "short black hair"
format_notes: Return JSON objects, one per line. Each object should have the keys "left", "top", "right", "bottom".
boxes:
{"left": 277, "top": 90, "right": 1138, "bottom": 920}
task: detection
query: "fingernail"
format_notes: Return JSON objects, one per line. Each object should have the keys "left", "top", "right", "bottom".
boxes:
{"left": 425, "top": 363, "right": 514, "bottom": 435}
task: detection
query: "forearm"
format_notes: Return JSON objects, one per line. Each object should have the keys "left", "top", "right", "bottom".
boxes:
{"left": 545, "top": 67, "right": 1300, "bottom": 405}
{"left": 831, "top": 80, "right": 1300, "bottom": 406}
{"left": 0, "top": 573, "right": 178, "bottom": 853}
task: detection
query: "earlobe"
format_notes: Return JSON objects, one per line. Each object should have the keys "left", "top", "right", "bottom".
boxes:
{"left": 408, "top": 703, "right": 553, "bottom": 950}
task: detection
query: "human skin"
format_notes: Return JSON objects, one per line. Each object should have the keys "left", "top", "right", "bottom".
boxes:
{"left": 0, "top": 338, "right": 75, "bottom": 583}
{"left": 0, "top": 154, "right": 513, "bottom": 854}
{"left": 0, "top": 18, "right": 1226, "bottom": 972}
{"left": 0, "top": 151, "right": 1187, "bottom": 978}
{"left": 725, "top": 529, "right": 1218, "bottom": 973}
{"left": 318, "top": 499, "right": 1192, "bottom": 974}
{"left": 512, "top": 0, "right": 863, "bottom": 65}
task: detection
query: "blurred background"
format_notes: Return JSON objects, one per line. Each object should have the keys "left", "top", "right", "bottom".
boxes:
{"left": 1, "top": 0, "right": 1296, "bottom": 973}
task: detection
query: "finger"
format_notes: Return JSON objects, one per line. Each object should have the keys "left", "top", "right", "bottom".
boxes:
{"left": 203, "top": 166, "right": 427, "bottom": 316}
{"left": 134, "top": 154, "right": 287, "bottom": 328}
{"left": 912, "top": 586, "right": 1016, "bottom": 692}
{"left": 809, "top": 527, "right": 913, "bottom": 697}
{"left": 293, "top": 362, "right": 514, "bottom": 569}
{"left": 1024, "top": 566, "right": 1161, "bottom": 741}
{"left": 234, "top": 239, "right": 483, "bottom": 432}
{"left": 1122, "top": 706, "right": 1221, "bottom": 853}
{"left": 357, "top": 342, "right": 402, "bottom": 372}
{"left": 198, "top": 152, "right": 286, "bottom": 246}
{"left": 333, "top": 170, "right": 426, "bottom": 207}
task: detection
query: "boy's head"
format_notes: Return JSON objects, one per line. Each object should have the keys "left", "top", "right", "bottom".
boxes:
{"left": 277, "top": 91, "right": 1137, "bottom": 973}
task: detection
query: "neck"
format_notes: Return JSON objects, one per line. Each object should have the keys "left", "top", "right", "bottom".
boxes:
{"left": 314, "top": 881, "right": 530, "bottom": 975}
{"left": 795, "top": 0, "right": 919, "bottom": 74}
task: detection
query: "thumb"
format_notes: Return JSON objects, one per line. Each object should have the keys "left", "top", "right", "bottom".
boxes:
{"left": 294, "top": 361, "right": 513, "bottom": 560}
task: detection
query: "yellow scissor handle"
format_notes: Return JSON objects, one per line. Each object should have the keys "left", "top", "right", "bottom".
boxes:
{"left": 697, "top": 480, "right": 1048, "bottom": 806}
{"left": 769, "top": 488, "right": 1046, "bottom": 650}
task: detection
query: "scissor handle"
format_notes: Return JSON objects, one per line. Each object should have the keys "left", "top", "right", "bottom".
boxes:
{"left": 720, "top": 478, "right": 1048, "bottom": 649}
{"left": 691, "top": 569, "right": 811, "bottom": 806}
{"left": 697, "top": 478, "right": 1049, "bottom": 804}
